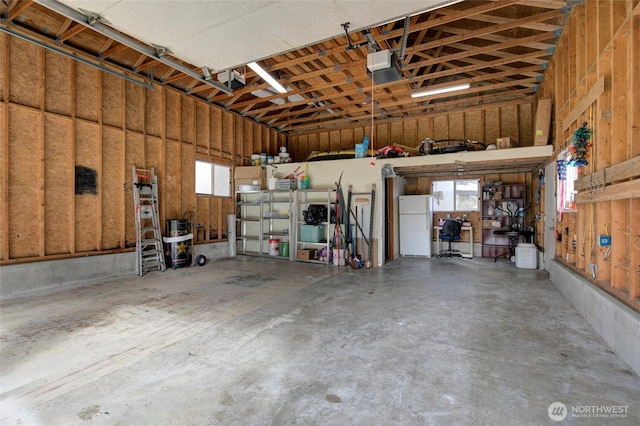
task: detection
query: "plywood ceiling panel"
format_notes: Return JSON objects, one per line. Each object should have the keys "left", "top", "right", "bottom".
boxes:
{"left": 57, "top": 0, "right": 449, "bottom": 70}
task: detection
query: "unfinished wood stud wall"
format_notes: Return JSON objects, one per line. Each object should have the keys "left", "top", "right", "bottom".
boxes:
{"left": 539, "top": 0, "right": 639, "bottom": 310}
{"left": 0, "top": 33, "right": 283, "bottom": 264}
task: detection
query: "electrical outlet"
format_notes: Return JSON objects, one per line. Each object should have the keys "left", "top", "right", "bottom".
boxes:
{"left": 599, "top": 235, "right": 611, "bottom": 247}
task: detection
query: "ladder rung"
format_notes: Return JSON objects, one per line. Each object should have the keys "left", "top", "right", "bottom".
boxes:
{"left": 141, "top": 249, "right": 162, "bottom": 255}
{"left": 141, "top": 238, "right": 161, "bottom": 245}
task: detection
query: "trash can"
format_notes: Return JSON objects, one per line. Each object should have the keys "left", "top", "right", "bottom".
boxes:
{"left": 515, "top": 243, "right": 537, "bottom": 269}
{"left": 280, "top": 241, "right": 289, "bottom": 258}
{"left": 164, "top": 219, "right": 191, "bottom": 268}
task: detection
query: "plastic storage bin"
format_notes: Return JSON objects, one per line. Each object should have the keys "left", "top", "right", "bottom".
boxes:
{"left": 515, "top": 243, "right": 537, "bottom": 269}
{"left": 299, "top": 224, "right": 325, "bottom": 242}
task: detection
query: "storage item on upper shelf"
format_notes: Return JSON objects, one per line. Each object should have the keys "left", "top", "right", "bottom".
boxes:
{"left": 235, "top": 166, "right": 265, "bottom": 189}
{"left": 511, "top": 187, "right": 522, "bottom": 198}
{"left": 496, "top": 137, "right": 512, "bottom": 149}
{"left": 237, "top": 184, "right": 260, "bottom": 192}
{"left": 276, "top": 179, "right": 297, "bottom": 190}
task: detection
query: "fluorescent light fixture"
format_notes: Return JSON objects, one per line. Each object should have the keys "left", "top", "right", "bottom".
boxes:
{"left": 410, "top": 83, "right": 470, "bottom": 98}
{"left": 248, "top": 62, "right": 287, "bottom": 94}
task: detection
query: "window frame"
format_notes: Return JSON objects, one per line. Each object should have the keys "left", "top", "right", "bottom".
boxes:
{"left": 559, "top": 150, "right": 578, "bottom": 212}
{"left": 431, "top": 178, "right": 480, "bottom": 212}
{"left": 195, "top": 160, "right": 231, "bottom": 197}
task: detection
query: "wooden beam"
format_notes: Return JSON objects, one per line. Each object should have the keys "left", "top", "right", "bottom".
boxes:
{"left": 1, "top": 33, "right": 9, "bottom": 261}
{"left": 6, "top": 0, "right": 34, "bottom": 22}
{"left": 58, "top": 23, "right": 88, "bottom": 43}
{"left": 101, "top": 43, "right": 128, "bottom": 59}
{"left": 38, "top": 45, "right": 45, "bottom": 257}
{"left": 404, "top": 9, "right": 564, "bottom": 55}
{"left": 268, "top": 0, "right": 524, "bottom": 73}
{"left": 575, "top": 155, "right": 640, "bottom": 191}
{"left": 575, "top": 179, "right": 640, "bottom": 204}
{"left": 136, "top": 58, "right": 159, "bottom": 72}
{"left": 562, "top": 76, "right": 605, "bottom": 131}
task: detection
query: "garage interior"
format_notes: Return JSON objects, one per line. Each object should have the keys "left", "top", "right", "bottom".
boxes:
{"left": 1, "top": 0, "right": 639, "bottom": 424}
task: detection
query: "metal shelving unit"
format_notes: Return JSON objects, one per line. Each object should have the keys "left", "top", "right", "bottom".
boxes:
{"left": 235, "top": 189, "right": 294, "bottom": 259}
{"left": 295, "top": 189, "right": 336, "bottom": 264}
{"left": 261, "top": 189, "right": 295, "bottom": 260}
{"left": 481, "top": 183, "right": 526, "bottom": 258}
{"left": 235, "top": 189, "right": 262, "bottom": 256}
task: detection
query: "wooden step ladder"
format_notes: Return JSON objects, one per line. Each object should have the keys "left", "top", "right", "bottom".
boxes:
{"left": 133, "top": 166, "right": 166, "bottom": 276}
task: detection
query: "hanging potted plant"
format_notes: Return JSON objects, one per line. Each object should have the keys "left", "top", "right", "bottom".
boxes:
{"left": 567, "top": 122, "right": 592, "bottom": 166}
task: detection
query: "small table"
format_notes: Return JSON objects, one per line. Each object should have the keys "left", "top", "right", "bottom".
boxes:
{"left": 434, "top": 226, "right": 473, "bottom": 258}
{"left": 493, "top": 229, "right": 534, "bottom": 262}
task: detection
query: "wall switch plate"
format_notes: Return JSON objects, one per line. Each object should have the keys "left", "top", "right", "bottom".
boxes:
{"left": 599, "top": 235, "right": 611, "bottom": 246}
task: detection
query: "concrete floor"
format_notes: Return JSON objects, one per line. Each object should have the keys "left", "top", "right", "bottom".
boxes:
{"left": 1, "top": 257, "right": 638, "bottom": 425}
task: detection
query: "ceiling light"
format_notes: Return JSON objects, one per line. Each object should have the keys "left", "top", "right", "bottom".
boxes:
{"left": 248, "top": 62, "right": 287, "bottom": 94}
{"left": 410, "top": 83, "right": 470, "bottom": 98}
{"left": 251, "top": 86, "right": 303, "bottom": 105}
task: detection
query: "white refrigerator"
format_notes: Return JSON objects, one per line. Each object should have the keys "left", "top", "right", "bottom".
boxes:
{"left": 399, "top": 195, "right": 433, "bottom": 257}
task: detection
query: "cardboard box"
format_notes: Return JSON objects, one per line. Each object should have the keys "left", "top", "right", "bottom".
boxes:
{"left": 297, "top": 248, "right": 316, "bottom": 260}
{"left": 534, "top": 98, "right": 552, "bottom": 146}
{"left": 482, "top": 219, "right": 494, "bottom": 229}
{"left": 496, "top": 137, "right": 512, "bottom": 149}
{"left": 234, "top": 166, "right": 265, "bottom": 189}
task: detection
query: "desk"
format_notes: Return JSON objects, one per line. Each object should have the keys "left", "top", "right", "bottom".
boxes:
{"left": 434, "top": 226, "right": 473, "bottom": 258}
{"left": 492, "top": 229, "right": 534, "bottom": 262}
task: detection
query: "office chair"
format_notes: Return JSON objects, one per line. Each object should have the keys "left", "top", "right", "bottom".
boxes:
{"left": 438, "top": 219, "right": 462, "bottom": 258}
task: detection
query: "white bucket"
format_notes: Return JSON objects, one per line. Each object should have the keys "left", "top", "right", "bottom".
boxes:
{"left": 332, "top": 249, "right": 345, "bottom": 266}
{"left": 268, "top": 239, "right": 280, "bottom": 256}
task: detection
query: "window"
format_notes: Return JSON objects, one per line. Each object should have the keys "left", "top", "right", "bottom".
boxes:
{"left": 195, "top": 160, "right": 231, "bottom": 197}
{"left": 431, "top": 179, "right": 480, "bottom": 212}
{"left": 558, "top": 150, "right": 578, "bottom": 212}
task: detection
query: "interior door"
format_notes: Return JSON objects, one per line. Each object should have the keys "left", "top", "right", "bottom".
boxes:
{"left": 544, "top": 161, "right": 556, "bottom": 268}
{"left": 384, "top": 177, "right": 395, "bottom": 262}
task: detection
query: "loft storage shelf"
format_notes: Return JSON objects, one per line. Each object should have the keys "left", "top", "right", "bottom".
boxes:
{"left": 391, "top": 146, "right": 553, "bottom": 179}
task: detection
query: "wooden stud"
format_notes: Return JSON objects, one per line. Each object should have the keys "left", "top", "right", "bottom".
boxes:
{"left": 119, "top": 77, "right": 126, "bottom": 250}
{"left": 1, "top": 35, "right": 8, "bottom": 261}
